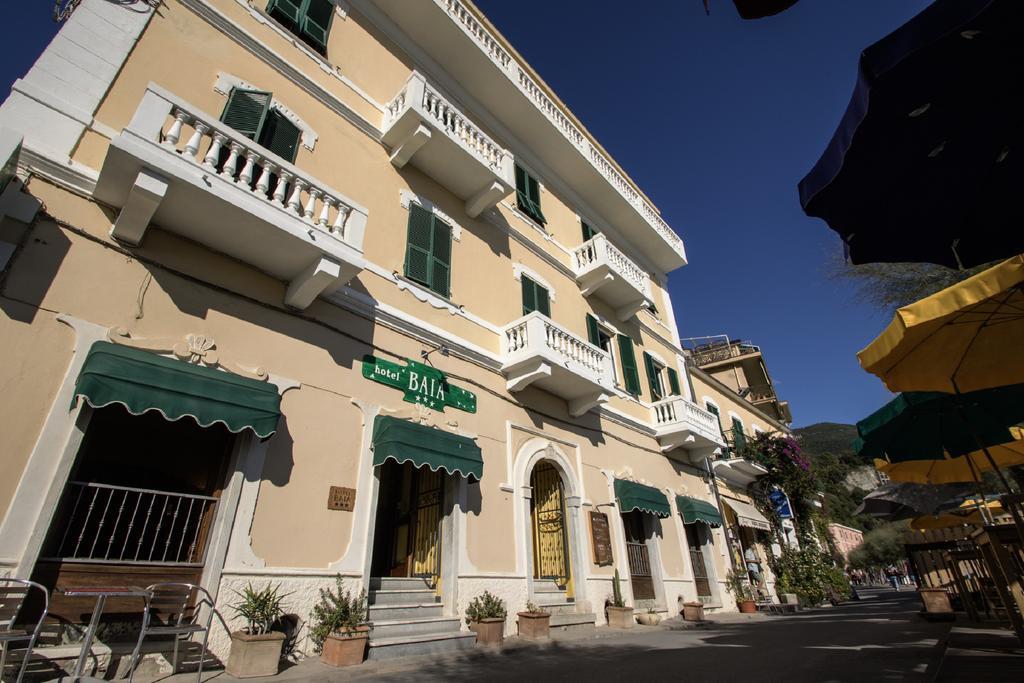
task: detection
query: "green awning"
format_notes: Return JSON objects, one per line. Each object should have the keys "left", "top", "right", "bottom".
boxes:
{"left": 372, "top": 415, "right": 482, "bottom": 481}
{"left": 676, "top": 495, "right": 723, "bottom": 528}
{"left": 73, "top": 341, "right": 281, "bottom": 438}
{"left": 614, "top": 479, "right": 670, "bottom": 518}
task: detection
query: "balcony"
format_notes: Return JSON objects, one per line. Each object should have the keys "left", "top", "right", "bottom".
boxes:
{"left": 366, "top": 0, "right": 687, "bottom": 272}
{"left": 381, "top": 71, "right": 514, "bottom": 218}
{"left": 94, "top": 84, "right": 368, "bottom": 310}
{"left": 713, "top": 458, "right": 769, "bottom": 488}
{"left": 651, "top": 398, "right": 725, "bottom": 453}
{"left": 573, "top": 233, "right": 653, "bottom": 320}
{"left": 501, "top": 311, "right": 614, "bottom": 416}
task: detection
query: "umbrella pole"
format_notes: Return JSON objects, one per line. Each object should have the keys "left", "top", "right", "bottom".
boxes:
{"left": 966, "top": 456, "right": 995, "bottom": 525}
{"left": 980, "top": 445, "right": 1024, "bottom": 532}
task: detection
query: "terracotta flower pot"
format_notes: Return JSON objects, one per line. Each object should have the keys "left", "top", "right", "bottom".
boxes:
{"left": 517, "top": 611, "right": 550, "bottom": 640}
{"left": 682, "top": 602, "right": 705, "bottom": 622}
{"left": 226, "top": 631, "right": 285, "bottom": 678}
{"left": 738, "top": 599, "right": 757, "bottom": 614}
{"left": 606, "top": 606, "right": 634, "bottom": 629}
{"left": 469, "top": 617, "right": 505, "bottom": 646}
{"left": 321, "top": 626, "right": 370, "bottom": 667}
{"left": 636, "top": 612, "right": 661, "bottom": 626}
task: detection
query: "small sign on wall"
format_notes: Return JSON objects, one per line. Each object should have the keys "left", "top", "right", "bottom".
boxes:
{"left": 589, "top": 510, "right": 614, "bottom": 566}
{"left": 327, "top": 486, "right": 356, "bottom": 511}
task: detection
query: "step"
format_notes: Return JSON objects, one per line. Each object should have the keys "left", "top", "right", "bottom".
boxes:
{"left": 369, "top": 615, "right": 462, "bottom": 640}
{"left": 369, "top": 577, "right": 433, "bottom": 591}
{"left": 369, "top": 588, "right": 439, "bottom": 606}
{"left": 367, "top": 631, "right": 477, "bottom": 661}
{"left": 536, "top": 589, "right": 569, "bottom": 606}
{"left": 541, "top": 602, "right": 579, "bottom": 615}
{"left": 368, "top": 603, "right": 444, "bottom": 621}
{"left": 548, "top": 612, "right": 597, "bottom": 634}
{"left": 533, "top": 579, "right": 563, "bottom": 592}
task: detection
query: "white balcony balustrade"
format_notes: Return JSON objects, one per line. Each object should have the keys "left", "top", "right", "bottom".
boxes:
{"left": 651, "top": 397, "right": 726, "bottom": 453}
{"left": 94, "top": 83, "right": 368, "bottom": 309}
{"left": 501, "top": 311, "right": 614, "bottom": 416}
{"left": 381, "top": 71, "right": 514, "bottom": 218}
{"left": 573, "top": 233, "right": 653, "bottom": 320}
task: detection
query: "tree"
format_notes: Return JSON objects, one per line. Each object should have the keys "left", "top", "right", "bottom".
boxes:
{"left": 847, "top": 523, "right": 907, "bottom": 571}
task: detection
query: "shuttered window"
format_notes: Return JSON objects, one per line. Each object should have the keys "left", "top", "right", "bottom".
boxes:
{"left": 267, "top": 0, "right": 334, "bottom": 55}
{"left": 515, "top": 164, "right": 546, "bottom": 225}
{"left": 581, "top": 220, "right": 597, "bottom": 242}
{"left": 643, "top": 352, "right": 664, "bottom": 402}
{"left": 617, "top": 334, "right": 641, "bottom": 396}
{"left": 585, "top": 313, "right": 601, "bottom": 347}
{"left": 731, "top": 416, "right": 747, "bottom": 451}
{"left": 521, "top": 276, "right": 550, "bottom": 317}
{"left": 667, "top": 367, "right": 681, "bottom": 396}
{"left": 404, "top": 203, "right": 453, "bottom": 298}
{"left": 220, "top": 88, "right": 301, "bottom": 164}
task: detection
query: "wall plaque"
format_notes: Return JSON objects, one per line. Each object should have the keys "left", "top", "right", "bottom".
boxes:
{"left": 362, "top": 355, "right": 477, "bottom": 413}
{"left": 589, "top": 510, "right": 613, "bottom": 566}
{"left": 327, "top": 486, "right": 356, "bottom": 511}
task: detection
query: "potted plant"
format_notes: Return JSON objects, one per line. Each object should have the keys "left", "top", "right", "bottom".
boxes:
{"left": 636, "top": 607, "right": 661, "bottom": 626}
{"left": 605, "top": 569, "right": 633, "bottom": 628}
{"left": 466, "top": 591, "right": 507, "bottom": 646}
{"left": 726, "top": 569, "right": 757, "bottom": 614}
{"left": 226, "top": 583, "right": 288, "bottom": 678}
{"left": 517, "top": 601, "right": 550, "bottom": 640}
{"left": 310, "top": 575, "right": 370, "bottom": 667}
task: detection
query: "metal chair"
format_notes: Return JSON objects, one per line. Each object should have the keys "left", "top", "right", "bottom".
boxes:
{"left": 0, "top": 579, "right": 49, "bottom": 683}
{"left": 127, "top": 583, "right": 214, "bottom": 683}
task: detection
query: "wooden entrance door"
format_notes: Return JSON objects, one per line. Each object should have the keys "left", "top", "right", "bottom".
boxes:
{"left": 621, "top": 511, "right": 655, "bottom": 600}
{"left": 685, "top": 523, "right": 713, "bottom": 601}
{"left": 531, "top": 462, "right": 570, "bottom": 588}
{"left": 386, "top": 465, "right": 444, "bottom": 585}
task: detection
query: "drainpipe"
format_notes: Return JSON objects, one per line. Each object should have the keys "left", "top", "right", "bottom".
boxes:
{"left": 705, "top": 454, "right": 738, "bottom": 580}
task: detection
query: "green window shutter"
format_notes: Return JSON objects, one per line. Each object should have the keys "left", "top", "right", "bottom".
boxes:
{"left": 585, "top": 314, "right": 600, "bottom": 347}
{"left": 617, "top": 334, "right": 641, "bottom": 395}
{"left": 667, "top": 367, "right": 681, "bottom": 396}
{"left": 267, "top": 0, "right": 302, "bottom": 24}
{"left": 731, "top": 417, "right": 746, "bottom": 450}
{"left": 431, "top": 217, "right": 452, "bottom": 298}
{"left": 581, "top": 220, "right": 597, "bottom": 242}
{"left": 526, "top": 175, "right": 546, "bottom": 224}
{"left": 705, "top": 402, "right": 719, "bottom": 417}
{"left": 643, "top": 352, "right": 663, "bottom": 402}
{"left": 514, "top": 164, "right": 547, "bottom": 225}
{"left": 521, "top": 277, "right": 549, "bottom": 316}
{"left": 301, "top": 0, "right": 333, "bottom": 53}
{"left": 221, "top": 88, "right": 271, "bottom": 140}
{"left": 258, "top": 109, "right": 301, "bottom": 163}
{"left": 404, "top": 204, "right": 434, "bottom": 288}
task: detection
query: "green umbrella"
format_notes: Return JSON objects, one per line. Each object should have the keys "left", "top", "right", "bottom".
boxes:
{"left": 854, "top": 386, "right": 1024, "bottom": 462}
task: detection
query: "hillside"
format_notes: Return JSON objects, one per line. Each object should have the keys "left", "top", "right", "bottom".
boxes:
{"left": 792, "top": 422, "right": 859, "bottom": 461}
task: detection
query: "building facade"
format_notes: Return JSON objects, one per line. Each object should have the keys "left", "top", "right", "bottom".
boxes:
{"left": 828, "top": 523, "right": 865, "bottom": 567}
{"left": 0, "top": 0, "right": 790, "bottom": 661}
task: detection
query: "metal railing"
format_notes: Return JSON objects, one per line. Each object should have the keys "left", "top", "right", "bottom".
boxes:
{"left": 46, "top": 481, "right": 218, "bottom": 566}
{"left": 687, "top": 342, "right": 761, "bottom": 367}
{"left": 626, "top": 541, "right": 652, "bottom": 578}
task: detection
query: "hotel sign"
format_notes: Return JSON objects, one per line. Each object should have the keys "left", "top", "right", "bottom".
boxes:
{"left": 362, "top": 355, "right": 477, "bottom": 413}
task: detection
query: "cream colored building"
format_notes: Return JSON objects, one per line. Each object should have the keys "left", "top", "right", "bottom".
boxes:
{"left": 0, "top": 0, "right": 781, "bottom": 662}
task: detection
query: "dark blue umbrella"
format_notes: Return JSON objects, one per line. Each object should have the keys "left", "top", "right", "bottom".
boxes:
{"left": 799, "top": 0, "right": 1024, "bottom": 269}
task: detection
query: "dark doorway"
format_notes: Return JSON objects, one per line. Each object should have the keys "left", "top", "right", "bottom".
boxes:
{"left": 685, "top": 523, "right": 713, "bottom": 602}
{"left": 370, "top": 460, "right": 444, "bottom": 585}
{"left": 621, "top": 511, "right": 655, "bottom": 601}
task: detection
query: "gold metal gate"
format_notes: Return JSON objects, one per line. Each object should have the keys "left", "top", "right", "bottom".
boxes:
{"left": 531, "top": 462, "right": 570, "bottom": 588}
{"left": 410, "top": 468, "right": 443, "bottom": 583}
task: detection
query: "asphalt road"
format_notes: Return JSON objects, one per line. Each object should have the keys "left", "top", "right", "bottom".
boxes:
{"left": 235, "top": 587, "right": 953, "bottom": 683}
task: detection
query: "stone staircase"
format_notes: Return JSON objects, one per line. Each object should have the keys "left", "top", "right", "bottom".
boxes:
{"left": 366, "top": 577, "right": 476, "bottom": 660}
{"left": 532, "top": 579, "right": 597, "bottom": 633}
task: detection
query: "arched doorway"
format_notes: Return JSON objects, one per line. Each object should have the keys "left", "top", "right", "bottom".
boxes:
{"left": 530, "top": 461, "right": 571, "bottom": 592}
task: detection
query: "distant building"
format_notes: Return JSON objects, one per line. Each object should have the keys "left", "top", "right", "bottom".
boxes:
{"left": 845, "top": 465, "right": 888, "bottom": 492}
{"left": 828, "top": 523, "right": 865, "bottom": 565}
{"left": 683, "top": 336, "right": 792, "bottom": 425}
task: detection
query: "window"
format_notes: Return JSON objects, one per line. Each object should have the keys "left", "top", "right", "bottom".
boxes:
{"left": 514, "top": 164, "right": 546, "bottom": 225}
{"left": 581, "top": 219, "right": 598, "bottom": 242}
{"left": 731, "top": 416, "right": 747, "bottom": 451}
{"left": 586, "top": 313, "right": 616, "bottom": 376}
{"left": 404, "top": 203, "right": 453, "bottom": 298}
{"left": 220, "top": 88, "right": 301, "bottom": 163}
{"left": 266, "top": 0, "right": 334, "bottom": 55}
{"left": 667, "top": 367, "right": 681, "bottom": 396}
{"left": 521, "top": 275, "right": 551, "bottom": 316}
{"left": 643, "top": 352, "right": 665, "bottom": 402}
{"left": 617, "top": 334, "right": 641, "bottom": 396}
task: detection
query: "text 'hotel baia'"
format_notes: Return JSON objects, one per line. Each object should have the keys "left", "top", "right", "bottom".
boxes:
{"left": 0, "top": 0, "right": 794, "bottom": 662}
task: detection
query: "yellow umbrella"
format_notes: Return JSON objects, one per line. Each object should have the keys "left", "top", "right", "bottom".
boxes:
{"left": 858, "top": 254, "right": 1024, "bottom": 394}
{"left": 873, "top": 432, "right": 1024, "bottom": 485}
{"left": 910, "top": 513, "right": 986, "bottom": 531}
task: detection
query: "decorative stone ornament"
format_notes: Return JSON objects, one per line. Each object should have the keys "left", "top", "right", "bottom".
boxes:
{"left": 107, "top": 327, "right": 269, "bottom": 380}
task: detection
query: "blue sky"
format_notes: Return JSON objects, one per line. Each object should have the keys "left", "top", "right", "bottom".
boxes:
{"left": 2, "top": 2, "right": 933, "bottom": 428}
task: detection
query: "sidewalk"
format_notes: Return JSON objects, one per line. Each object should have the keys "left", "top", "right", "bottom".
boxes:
{"left": 935, "top": 622, "right": 1024, "bottom": 681}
